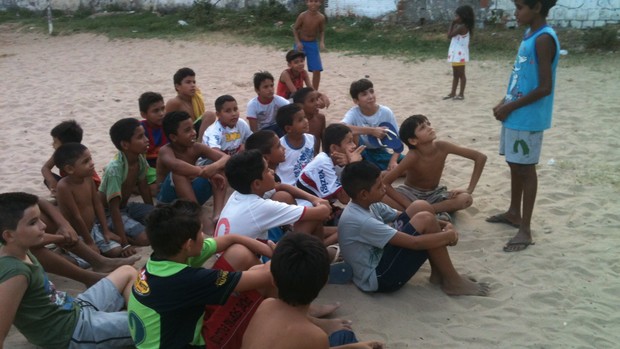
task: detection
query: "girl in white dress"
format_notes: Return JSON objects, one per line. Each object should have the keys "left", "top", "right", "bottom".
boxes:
{"left": 445, "top": 5, "right": 475, "bottom": 100}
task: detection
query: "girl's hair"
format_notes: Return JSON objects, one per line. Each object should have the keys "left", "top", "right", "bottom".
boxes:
{"left": 456, "top": 5, "right": 475, "bottom": 37}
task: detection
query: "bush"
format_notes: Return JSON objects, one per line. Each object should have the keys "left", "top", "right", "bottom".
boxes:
{"left": 584, "top": 26, "right": 618, "bottom": 50}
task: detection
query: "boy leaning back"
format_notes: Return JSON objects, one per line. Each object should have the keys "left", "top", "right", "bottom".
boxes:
{"left": 127, "top": 200, "right": 274, "bottom": 349}
{"left": 338, "top": 161, "right": 489, "bottom": 296}
{"left": 0, "top": 192, "right": 136, "bottom": 349}
{"left": 293, "top": 0, "right": 326, "bottom": 90}
{"left": 489, "top": 0, "right": 559, "bottom": 252}
{"left": 341, "top": 79, "right": 402, "bottom": 171}
{"left": 382, "top": 115, "right": 486, "bottom": 218}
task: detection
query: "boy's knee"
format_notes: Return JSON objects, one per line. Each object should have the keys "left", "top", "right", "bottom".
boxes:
{"left": 458, "top": 193, "right": 473, "bottom": 209}
{"left": 272, "top": 191, "right": 295, "bottom": 205}
{"left": 405, "top": 200, "right": 434, "bottom": 217}
{"left": 222, "top": 244, "right": 260, "bottom": 271}
{"left": 411, "top": 211, "right": 437, "bottom": 233}
{"left": 131, "top": 233, "right": 150, "bottom": 246}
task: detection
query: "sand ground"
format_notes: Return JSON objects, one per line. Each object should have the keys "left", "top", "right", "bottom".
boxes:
{"left": 1, "top": 27, "right": 619, "bottom": 348}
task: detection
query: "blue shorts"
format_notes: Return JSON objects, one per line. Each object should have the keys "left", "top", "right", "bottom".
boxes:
{"left": 90, "top": 222, "right": 121, "bottom": 254}
{"left": 105, "top": 202, "right": 153, "bottom": 239}
{"left": 157, "top": 173, "right": 213, "bottom": 205}
{"left": 328, "top": 329, "right": 358, "bottom": 346}
{"left": 375, "top": 212, "right": 429, "bottom": 293}
{"left": 70, "top": 278, "right": 133, "bottom": 348}
{"left": 297, "top": 40, "right": 323, "bottom": 72}
{"left": 499, "top": 126, "right": 544, "bottom": 165}
{"left": 362, "top": 147, "right": 405, "bottom": 171}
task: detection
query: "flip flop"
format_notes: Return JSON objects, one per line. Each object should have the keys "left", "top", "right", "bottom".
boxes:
{"left": 442, "top": 95, "right": 455, "bottom": 100}
{"left": 485, "top": 214, "right": 520, "bottom": 228}
{"left": 367, "top": 122, "right": 404, "bottom": 153}
{"left": 503, "top": 241, "right": 535, "bottom": 252}
{"left": 454, "top": 95, "right": 465, "bottom": 100}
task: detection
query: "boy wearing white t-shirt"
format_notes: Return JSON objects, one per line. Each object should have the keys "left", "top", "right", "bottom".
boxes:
{"left": 246, "top": 71, "right": 290, "bottom": 136}
{"left": 275, "top": 103, "right": 315, "bottom": 185}
{"left": 202, "top": 95, "right": 252, "bottom": 156}
{"left": 215, "top": 150, "right": 330, "bottom": 241}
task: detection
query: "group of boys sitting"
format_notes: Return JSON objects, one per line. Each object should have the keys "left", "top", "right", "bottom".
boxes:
{"left": 1, "top": 51, "right": 490, "bottom": 349}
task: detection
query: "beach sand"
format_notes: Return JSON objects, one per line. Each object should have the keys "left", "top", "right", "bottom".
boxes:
{"left": 2, "top": 27, "right": 619, "bottom": 348}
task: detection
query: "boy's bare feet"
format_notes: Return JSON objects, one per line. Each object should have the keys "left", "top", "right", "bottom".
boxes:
{"left": 91, "top": 254, "right": 140, "bottom": 273}
{"left": 120, "top": 245, "right": 138, "bottom": 257}
{"left": 308, "top": 302, "right": 341, "bottom": 318}
{"left": 441, "top": 275, "right": 490, "bottom": 296}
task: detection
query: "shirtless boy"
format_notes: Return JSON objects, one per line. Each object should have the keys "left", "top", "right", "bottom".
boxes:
{"left": 383, "top": 115, "right": 486, "bottom": 219}
{"left": 293, "top": 0, "right": 326, "bottom": 90}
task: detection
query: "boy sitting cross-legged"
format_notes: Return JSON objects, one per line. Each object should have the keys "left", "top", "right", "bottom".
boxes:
{"left": 293, "top": 87, "right": 326, "bottom": 155}
{"left": 99, "top": 118, "right": 153, "bottom": 248}
{"left": 0, "top": 192, "right": 137, "bottom": 348}
{"left": 201, "top": 94, "right": 252, "bottom": 157}
{"left": 246, "top": 71, "right": 290, "bottom": 136}
{"left": 242, "top": 232, "right": 384, "bottom": 349}
{"left": 338, "top": 161, "right": 490, "bottom": 296}
{"left": 55, "top": 143, "right": 134, "bottom": 257}
{"left": 127, "top": 199, "right": 275, "bottom": 349}
{"left": 275, "top": 103, "right": 316, "bottom": 186}
{"left": 156, "top": 111, "right": 229, "bottom": 224}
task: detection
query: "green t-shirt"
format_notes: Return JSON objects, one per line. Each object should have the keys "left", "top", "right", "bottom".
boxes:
{"left": 0, "top": 251, "right": 79, "bottom": 349}
{"left": 99, "top": 151, "right": 149, "bottom": 203}
{"left": 128, "top": 238, "right": 242, "bottom": 349}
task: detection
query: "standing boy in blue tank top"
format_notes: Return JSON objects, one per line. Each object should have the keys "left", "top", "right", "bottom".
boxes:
{"left": 489, "top": 0, "right": 560, "bottom": 252}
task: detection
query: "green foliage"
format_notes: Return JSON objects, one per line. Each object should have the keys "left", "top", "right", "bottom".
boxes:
{"left": 186, "top": 0, "right": 215, "bottom": 26}
{"left": 584, "top": 26, "right": 619, "bottom": 50}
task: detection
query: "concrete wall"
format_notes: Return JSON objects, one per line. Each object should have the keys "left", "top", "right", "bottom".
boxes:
{"left": 2, "top": 0, "right": 619, "bottom": 28}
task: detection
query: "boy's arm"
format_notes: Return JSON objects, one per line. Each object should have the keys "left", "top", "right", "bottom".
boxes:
{"left": 38, "top": 198, "right": 78, "bottom": 246}
{"left": 93, "top": 185, "right": 121, "bottom": 244}
{"left": 494, "top": 34, "right": 557, "bottom": 121}
{"left": 56, "top": 181, "right": 97, "bottom": 247}
{"left": 292, "top": 14, "right": 304, "bottom": 51}
{"left": 387, "top": 152, "right": 400, "bottom": 171}
{"left": 299, "top": 204, "right": 331, "bottom": 221}
{"left": 199, "top": 145, "right": 229, "bottom": 178}
{"left": 343, "top": 124, "right": 388, "bottom": 139}
{"left": 280, "top": 70, "right": 300, "bottom": 95}
{"left": 439, "top": 141, "right": 487, "bottom": 194}
{"left": 233, "top": 264, "right": 273, "bottom": 293}
{"left": 0, "top": 275, "right": 28, "bottom": 349}
{"left": 107, "top": 197, "right": 128, "bottom": 245}
{"left": 41, "top": 156, "right": 58, "bottom": 195}
{"left": 318, "top": 14, "right": 326, "bottom": 50}
{"left": 214, "top": 234, "right": 275, "bottom": 258}
{"left": 389, "top": 223, "right": 458, "bottom": 250}
{"left": 247, "top": 118, "right": 258, "bottom": 133}
{"left": 274, "top": 183, "right": 330, "bottom": 208}
{"left": 158, "top": 146, "right": 202, "bottom": 178}
{"left": 382, "top": 158, "right": 413, "bottom": 209}
{"left": 137, "top": 177, "right": 154, "bottom": 205}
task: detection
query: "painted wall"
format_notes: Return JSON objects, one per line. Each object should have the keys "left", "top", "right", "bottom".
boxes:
{"left": 2, "top": 0, "right": 618, "bottom": 28}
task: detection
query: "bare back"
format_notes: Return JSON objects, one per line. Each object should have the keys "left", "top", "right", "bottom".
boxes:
{"left": 295, "top": 11, "right": 325, "bottom": 41}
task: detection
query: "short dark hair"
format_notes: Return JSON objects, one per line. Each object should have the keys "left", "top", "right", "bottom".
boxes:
{"left": 399, "top": 114, "right": 429, "bottom": 150}
{"left": 163, "top": 111, "right": 191, "bottom": 138}
{"left": 292, "top": 87, "right": 315, "bottom": 105}
{"left": 225, "top": 150, "right": 265, "bottom": 194}
{"left": 173, "top": 67, "right": 195, "bottom": 86}
{"left": 146, "top": 200, "right": 202, "bottom": 258}
{"left": 349, "top": 78, "right": 373, "bottom": 100}
{"left": 245, "top": 130, "right": 278, "bottom": 155}
{"left": 271, "top": 232, "right": 330, "bottom": 306}
{"left": 214, "top": 95, "right": 236, "bottom": 113}
{"left": 253, "top": 71, "right": 274, "bottom": 90}
{"left": 276, "top": 103, "right": 302, "bottom": 130}
{"left": 110, "top": 118, "right": 141, "bottom": 151}
{"left": 322, "top": 123, "right": 351, "bottom": 153}
{"left": 50, "top": 120, "right": 83, "bottom": 144}
{"left": 139, "top": 92, "right": 164, "bottom": 113}
{"left": 341, "top": 161, "right": 381, "bottom": 199}
{"left": 285, "top": 49, "right": 305, "bottom": 63}
{"left": 523, "top": 0, "right": 557, "bottom": 17}
{"left": 53, "top": 143, "right": 87, "bottom": 171}
{"left": 455, "top": 5, "right": 475, "bottom": 37}
{"left": 0, "top": 192, "right": 39, "bottom": 243}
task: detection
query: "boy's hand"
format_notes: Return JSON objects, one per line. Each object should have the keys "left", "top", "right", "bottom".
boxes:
{"left": 359, "top": 341, "right": 385, "bottom": 349}
{"left": 209, "top": 173, "right": 226, "bottom": 190}
{"left": 442, "top": 223, "right": 459, "bottom": 246}
{"left": 387, "top": 159, "right": 398, "bottom": 171}
{"left": 448, "top": 188, "right": 469, "bottom": 197}
{"left": 369, "top": 127, "right": 387, "bottom": 139}
{"left": 312, "top": 198, "right": 330, "bottom": 209}
{"left": 296, "top": 42, "right": 303, "bottom": 51}
{"left": 331, "top": 151, "right": 349, "bottom": 166}
{"left": 103, "top": 230, "right": 121, "bottom": 244}
{"left": 347, "top": 145, "right": 366, "bottom": 163}
{"left": 57, "top": 225, "right": 79, "bottom": 247}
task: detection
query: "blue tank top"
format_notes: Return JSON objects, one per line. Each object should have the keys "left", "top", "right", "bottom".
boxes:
{"left": 503, "top": 25, "right": 560, "bottom": 131}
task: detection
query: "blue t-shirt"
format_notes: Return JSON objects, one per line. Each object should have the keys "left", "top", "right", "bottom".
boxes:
{"left": 503, "top": 25, "right": 560, "bottom": 131}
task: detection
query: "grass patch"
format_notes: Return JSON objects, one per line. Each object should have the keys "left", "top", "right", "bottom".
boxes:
{"left": 1, "top": 4, "right": 618, "bottom": 62}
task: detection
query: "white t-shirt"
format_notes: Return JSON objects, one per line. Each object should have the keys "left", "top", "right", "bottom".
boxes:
{"left": 246, "top": 96, "right": 290, "bottom": 130}
{"left": 202, "top": 119, "right": 252, "bottom": 155}
{"left": 297, "top": 152, "right": 343, "bottom": 201}
{"left": 276, "top": 134, "right": 315, "bottom": 185}
{"left": 341, "top": 105, "right": 398, "bottom": 150}
{"left": 214, "top": 191, "right": 306, "bottom": 240}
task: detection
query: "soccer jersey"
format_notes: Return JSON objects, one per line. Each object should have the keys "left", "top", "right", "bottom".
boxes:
{"left": 297, "top": 152, "right": 343, "bottom": 201}
{"left": 202, "top": 119, "right": 252, "bottom": 156}
{"left": 141, "top": 120, "right": 168, "bottom": 168}
{"left": 246, "top": 96, "right": 290, "bottom": 130}
{"left": 276, "top": 134, "right": 315, "bottom": 185}
{"left": 128, "top": 238, "right": 241, "bottom": 349}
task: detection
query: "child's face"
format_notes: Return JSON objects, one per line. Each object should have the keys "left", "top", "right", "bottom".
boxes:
{"left": 354, "top": 88, "right": 377, "bottom": 111}
{"left": 288, "top": 110, "right": 310, "bottom": 135}
{"left": 265, "top": 135, "right": 286, "bottom": 166}
{"left": 188, "top": 229, "right": 206, "bottom": 257}
{"left": 217, "top": 100, "right": 240, "bottom": 128}
{"left": 301, "top": 91, "right": 319, "bottom": 116}
{"left": 288, "top": 57, "right": 306, "bottom": 73}
{"left": 176, "top": 76, "right": 197, "bottom": 97}
{"left": 333, "top": 132, "right": 356, "bottom": 154}
{"left": 412, "top": 120, "right": 435, "bottom": 145}
{"left": 52, "top": 137, "right": 62, "bottom": 150}
{"left": 125, "top": 125, "right": 150, "bottom": 154}
{"left": 513, "top": 0, "right": 537, "bottom": 26}
{"left": 142, "top": 100, "right": 166, "bottom": 126}
{"left": 8, "top": 205, "right": 46, "bottom": 249}
{"left": 256, "top": 158, "right": 277, "bottom": 193}
{"left": 366, "top": 175, "right": 387, "bottom": 202}
{"left": 68, "top": 149, "right": 95, "bottom": 178}
{"left": 256, "top": 79, "right": 275, "bottom": 100}
{"left": 171, "top": 119, "right": 197, "bottom": 146}
{"left": 306, "top": 0, "right": 322, "bottom": 11}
